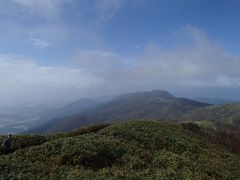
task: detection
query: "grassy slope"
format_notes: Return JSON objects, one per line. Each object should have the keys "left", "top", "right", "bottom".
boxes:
{"left": 0, "top": 121, "right": 240, "bottom": 179}
{"left": 184, "top": 102, "right": 240, "bottom": 124}
{"left": 183, "top": 102, "right": 240, "bottom": 138}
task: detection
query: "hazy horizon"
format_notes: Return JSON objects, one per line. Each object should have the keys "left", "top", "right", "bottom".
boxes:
{"left": 1, "top": 0, "right": 240, "bottom": 106}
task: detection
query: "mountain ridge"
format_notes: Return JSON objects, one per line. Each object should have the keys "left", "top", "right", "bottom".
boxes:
{"left": 26, "top": 90, "right": 211, "bottom": 134}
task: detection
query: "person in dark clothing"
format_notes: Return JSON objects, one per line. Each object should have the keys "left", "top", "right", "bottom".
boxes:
{"left": 3, "top": 134, "right": 13, "bottom": 155}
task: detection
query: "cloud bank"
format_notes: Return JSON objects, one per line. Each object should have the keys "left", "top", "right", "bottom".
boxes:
{"left": 1, "top": 1, "right": 240, "bottom": 105}
{"left": 1, "top": 26, "right": 240, "bottom": 105}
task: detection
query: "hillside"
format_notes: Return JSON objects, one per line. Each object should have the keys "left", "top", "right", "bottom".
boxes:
{"left": 1, "top": 121, "right": 240, "bottom": 179}
{"left": 27, "top": 90, "right": 210, "bottom": 134}
{"left": 184, "top": 102, "right": 240, "bottom": 124}
{"left": 183, "top": 102, "right": 240, "bottom": 137}
{"left": 35, "top": 98, "right": 101, "bottom": 124}
{"left": 193, "top": 97, "right": 237, "bottom": 105}
{"left": 87, "top": 90, "right": 210, "bottom": 121}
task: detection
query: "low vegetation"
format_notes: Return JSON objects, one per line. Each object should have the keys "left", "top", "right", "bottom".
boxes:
{"left": 0, "top": 120, "right": 240, "bottom": 179}
{"left": 184, "top": 102, "right": 240, "bottom": 126}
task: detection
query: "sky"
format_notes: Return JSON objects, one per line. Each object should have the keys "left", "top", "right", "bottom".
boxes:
{"left": 1, "top": 0, "right": 240, "bottom": 106}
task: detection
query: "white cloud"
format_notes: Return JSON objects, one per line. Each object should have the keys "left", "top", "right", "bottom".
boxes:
{"left": 0, "top": 54, "right": 104, "bottom": 105}
{"left": 30, "top": 38, "right": 51, "bottom": 49}
{"left": 1, "top": 25, "right": 240, "bottom": 105}
{"left": 128, "top": 27, "right": 240, "bottom": 88}
{"left": 0, "top": 0, "right": 130, "bottom": 51}
{"left": 67, "top": 26, "right": 240, "bottom": 93}
{"left": 72, "top": 50, "right": 123, "bottom": 72}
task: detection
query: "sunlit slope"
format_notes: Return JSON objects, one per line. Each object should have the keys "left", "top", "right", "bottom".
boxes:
{"left": 1, "top": 121, "right": 240, "bottom": 179}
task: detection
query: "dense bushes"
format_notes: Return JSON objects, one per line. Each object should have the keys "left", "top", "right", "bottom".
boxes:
{"left": 49, "top": 123, "right": 111, "bottom": 140}
{"left": 0, "top": 120, "right": 240, "bottom": 179}
{"left": 181, "top": 122, "right": 240, "bottom": 153}
{"left": 0, "top": 134, "right": 46, "bottom": 155}
{"left": 55, "top": 135, "right": 127, "bottom": 168}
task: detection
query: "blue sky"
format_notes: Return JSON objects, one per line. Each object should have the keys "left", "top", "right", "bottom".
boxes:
{"left": 0, "top": 0, "right": 240, "bottom": 105}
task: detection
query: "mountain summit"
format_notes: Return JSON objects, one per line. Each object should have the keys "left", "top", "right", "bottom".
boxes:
{"left": 26, "top": 90, "right": 210, "bottom": 134}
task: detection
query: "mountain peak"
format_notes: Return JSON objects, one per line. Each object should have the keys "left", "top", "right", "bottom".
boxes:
{"left": 113, "top": 90, "right": 174, "bottom": 101}
{"left": 26, "top": 89, "right": 209, "bottom": 134}
{"left": 145, "top": 90, "right": 175, "bottom": 98}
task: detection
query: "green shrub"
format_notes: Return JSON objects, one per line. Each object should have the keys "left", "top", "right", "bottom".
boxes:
{"left": 0, "top": 120, "right": 240, "bottom": 179}
{"left": 0, "top": 134, "right": 46, "bottom": 155}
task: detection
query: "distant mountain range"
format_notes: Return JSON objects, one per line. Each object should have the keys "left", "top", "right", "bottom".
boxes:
{"left": 26, "top": 90, "right": 210, "bottom": 134}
